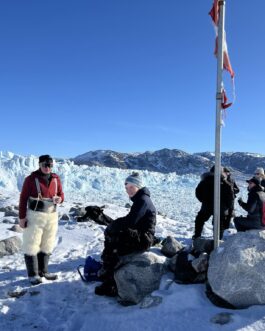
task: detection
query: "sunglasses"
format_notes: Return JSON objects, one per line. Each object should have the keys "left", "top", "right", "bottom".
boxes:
{"left": 41, "top": 162, "right": 53, "bottom": 168}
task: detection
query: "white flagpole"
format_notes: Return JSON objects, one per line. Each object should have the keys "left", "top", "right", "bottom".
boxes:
{"left": 214, "top": 0, "right": 226, "bottom": 249}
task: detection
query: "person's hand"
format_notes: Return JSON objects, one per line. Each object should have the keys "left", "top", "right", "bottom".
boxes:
{"left": 238, "top": 197, "right": 243, "bottom": 206}
{"left": 53, "top": 196, "right": 62, "bottom": 204}
{"left": 19, "top": 218, "right": 27, "bottom": 228}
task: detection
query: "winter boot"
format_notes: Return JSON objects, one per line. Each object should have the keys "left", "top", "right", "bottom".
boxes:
{"left": 37, "top": 252, "right": 58, "bottom": 281}
{"left": 24, "top": 255, "right": 42, "bottom": 286}
{"left": 95, "top": 279, "right": 117, "bottom": 297}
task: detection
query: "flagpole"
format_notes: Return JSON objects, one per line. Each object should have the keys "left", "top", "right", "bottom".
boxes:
{"left": 213, "top": 0, "right": 225, "bottom": 249}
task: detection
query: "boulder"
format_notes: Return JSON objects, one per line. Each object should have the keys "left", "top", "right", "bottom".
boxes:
{"left": 114, "top": 251, "right": 166, "bottom": 305}
{"left": 0, "top": 236, "right": 22, "bottom": 257}
{"left": 60, "top": 214, "right": 70, "bottom": 221}
{"left": 161, "top": 236, "right": 183, "bottom": 257}
{"left": 0, "top": 206, "right": 13, "bottom": 212}
{"left": 4, "top": 210, "right": 19, "bottom": 217}
{"left": 2, "top": 218, "right": 16, "bottom": 224}
{"left": 208, "top": 230, "right": 265, "bottom": 308}
{"left": 69, "top": 207, "right": 86, "bottom": 218}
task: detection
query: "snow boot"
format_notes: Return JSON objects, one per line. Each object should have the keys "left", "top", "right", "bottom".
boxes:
{"left": 95, "top": 280, "right": 117, "bottom": 297}
{"left": 24, "top": 255, "right": 42, "bottom": 286}
{"left": 37, "top": 252, "right": 58, "bottom": 281}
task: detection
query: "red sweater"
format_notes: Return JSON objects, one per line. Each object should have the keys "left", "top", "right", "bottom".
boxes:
{"left": 19, "top": 170, "right": 64, "bottom": 219}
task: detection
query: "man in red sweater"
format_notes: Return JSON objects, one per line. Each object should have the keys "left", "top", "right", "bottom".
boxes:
{"left": 19, "top": 154, "right": 64, "bottom": 285}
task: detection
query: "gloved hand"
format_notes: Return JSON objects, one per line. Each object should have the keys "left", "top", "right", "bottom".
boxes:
{"left": 238, "top": 197, "right": 243, "bottom": 206}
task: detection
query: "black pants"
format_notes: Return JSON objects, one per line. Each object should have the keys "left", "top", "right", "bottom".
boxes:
{"left": 194, "top": 204, "right": 227, "bottom": 239}
{"left": 101, "top": 229, "right": 153, "bottom": 281}
{"left": 234, "top": 216, "right": 263, "bottom": 232}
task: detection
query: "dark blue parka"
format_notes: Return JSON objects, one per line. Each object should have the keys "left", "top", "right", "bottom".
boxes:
{"left": 104, "top": 187, "right": 156, "bottom": 254}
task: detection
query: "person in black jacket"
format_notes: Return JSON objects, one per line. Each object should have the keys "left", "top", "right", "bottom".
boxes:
{"left": 234, "top": 177, "right": 265, "bottom": 231}
{"left": 193, "top": 166, "right": 234, "bottom": 240}
{"left": 95, "top": 172, "right": 156, "bottom": 297}
{"left": 223, "top": 167, "right": 240, "bottom": 230}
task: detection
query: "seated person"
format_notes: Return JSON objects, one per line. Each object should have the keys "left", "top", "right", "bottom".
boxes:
{"left": 234, "top": 177, "right": 265, "bottom": 232}
{"left": 95, "top": 172, "right": 156, "bottom": 297}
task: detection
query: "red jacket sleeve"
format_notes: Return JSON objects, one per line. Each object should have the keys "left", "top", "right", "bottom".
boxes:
{"left": 57, "top": 177, "right": 64, "bottom": 203}
{"left": 19, "top": 176, "right": 31, "bottom": 219}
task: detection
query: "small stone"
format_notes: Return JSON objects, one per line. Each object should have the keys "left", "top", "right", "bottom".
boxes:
{"left": 210, "top": 312, "right": 233, "bottom": 325}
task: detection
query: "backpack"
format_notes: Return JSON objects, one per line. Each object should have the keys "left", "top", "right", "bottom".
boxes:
{"left": 174, "top": 249, "right": 208, "bottom": 284}
{"left": 77, "top": 256, "right": 103, "bottom": 282}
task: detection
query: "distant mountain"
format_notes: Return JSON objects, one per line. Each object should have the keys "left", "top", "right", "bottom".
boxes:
{"left": 72, "top": 149, "right": 265, "bottom": 175}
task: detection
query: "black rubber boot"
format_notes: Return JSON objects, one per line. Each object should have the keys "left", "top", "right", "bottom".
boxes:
{"left": 95, "top": 279, "right": 117, "bottom": 297}
{"left": 24, "top": 255, "right": 42, "bottom": 286}
{"left": 37, "top": 252, "right": 58, "bottom": 281}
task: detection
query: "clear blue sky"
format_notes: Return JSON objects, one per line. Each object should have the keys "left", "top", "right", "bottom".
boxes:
{"left": 0, "top": 0, "right": 264, "bottom": 158}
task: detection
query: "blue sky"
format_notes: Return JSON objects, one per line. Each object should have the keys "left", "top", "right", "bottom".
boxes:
{"left": 0, "top": 0, "right": 264, "bottom": 158}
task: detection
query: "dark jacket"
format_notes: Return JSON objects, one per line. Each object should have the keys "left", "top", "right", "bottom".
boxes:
{"left": 106, "top": 187, "right": 156, "bottom": 236}
{"left": 19, "top": 170, "right": 64, "bottom": 219}
{"left": 239, "top": 186, "right": 265, "bottom": 225}
{"left": 195, "top": 172, "right": 234, "bottom": 211}
{"left": 227, "top": 175, "right": 240, "bottom": 199}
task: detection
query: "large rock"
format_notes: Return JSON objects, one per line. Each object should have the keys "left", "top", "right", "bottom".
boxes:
{"left": 208, "top": 230, "right": 265, "bottom": 308}
{"left": 114, "top": 251, "right": 166, "bottom": 305}
{"left": 161, "top": 236, "right": 183, "bottom": 257}
{"left": 0, "top": 236, "right": 22, "bottom": 257}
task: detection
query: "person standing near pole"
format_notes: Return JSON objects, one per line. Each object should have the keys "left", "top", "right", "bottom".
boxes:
{"left": 19, "top": 155, "right": 64, "bottom": 285}
{"left": 193, "top": 166, "right": 234, "bottom": 240}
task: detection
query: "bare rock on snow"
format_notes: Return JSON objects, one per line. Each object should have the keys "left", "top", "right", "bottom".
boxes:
{"left": 69, "top": 207, "right": 86, "bottom": 218}
{"left": 0, "top": 236, "right": 22, "bottom": 258}
{"left": 161, "top": 236, "right": 183, "bottom": 257}
{"left": 208, "top": 230, "right": 265, "bottom": 308}
{"left": 8, "top": 224, "right": 23, "bottom": 233}
{"left": 115, "top": 251, "right": 167, "bottom": 305}
{"left": 60, "top": 214, "right": 70, "bottom": 221}
{"left": 210, "top": 312, "right": 234, "bottom": 325}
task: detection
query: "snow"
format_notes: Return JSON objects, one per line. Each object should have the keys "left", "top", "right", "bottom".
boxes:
{"left": 0, "top": 152, "right": 261, "bottom": 331}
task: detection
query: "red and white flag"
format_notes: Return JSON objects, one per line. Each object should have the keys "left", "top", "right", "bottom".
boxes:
{"left": 209, "top": 0, "right": 235, "bottom": 109}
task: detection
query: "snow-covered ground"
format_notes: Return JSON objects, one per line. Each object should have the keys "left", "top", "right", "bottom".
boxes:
{"left": 2, "top": 152, "right": 263, "bottom": 331}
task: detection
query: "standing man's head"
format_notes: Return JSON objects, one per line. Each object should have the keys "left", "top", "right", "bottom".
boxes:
{"left": 125, "top": 172, "right": 143, "bottom": 198}
{"left": 39, "top": 155, "right": 53, "bottom": 174}
{"left": 254, "top": 167, "right": 265, "bottom": 180}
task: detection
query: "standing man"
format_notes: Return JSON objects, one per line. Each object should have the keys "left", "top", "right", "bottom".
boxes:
{"left": 95, "top": 172, "right": 156, "bottom": 297}
{"left": 193, "top": 166, "right": 234, "bottom": 240}
{"left": 234, "top": 177, "right": 265, "bottom": 232}
{"left": 223, "top": 167, "right": 240, "bottom": 231}
{"left": 19, "top": 155, "right": 64, "bottom": 285}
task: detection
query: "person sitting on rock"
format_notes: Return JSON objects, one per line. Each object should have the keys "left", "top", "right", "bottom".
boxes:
{"left": 234, "top": 177, "right": 265, "bottom": 232}
{"left": 95, "top": 172, "right": 156, "bottom": 297}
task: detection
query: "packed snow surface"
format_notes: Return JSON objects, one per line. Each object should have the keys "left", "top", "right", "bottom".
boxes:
{"left": 1, "top": 152, "right": 262, "bottom": 331}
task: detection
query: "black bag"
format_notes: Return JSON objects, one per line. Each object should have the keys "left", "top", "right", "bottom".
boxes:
{"left": 174, "top": 250, "right": 199, "bottom": 284}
